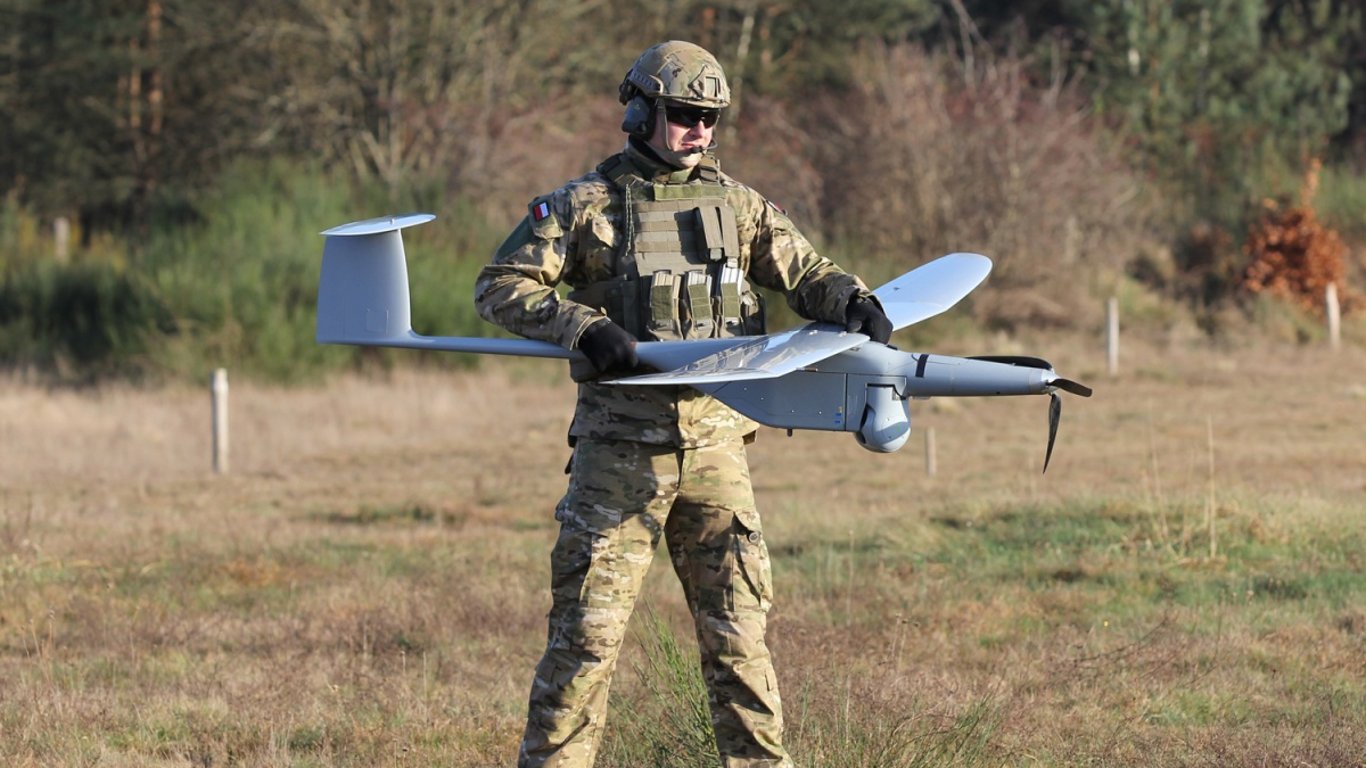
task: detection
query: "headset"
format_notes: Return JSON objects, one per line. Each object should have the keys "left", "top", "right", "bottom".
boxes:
{"left": 619, "top": 80, "right": 656, "bottom": 140}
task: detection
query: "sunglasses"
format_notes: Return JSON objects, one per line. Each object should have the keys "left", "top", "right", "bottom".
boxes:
{"left": 665, "top": 105, "right": 721, "bottom": 129}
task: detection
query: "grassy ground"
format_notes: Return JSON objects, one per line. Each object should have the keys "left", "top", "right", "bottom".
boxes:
{"left": 1, "top": 334, "right": 1363, "bottom": 767}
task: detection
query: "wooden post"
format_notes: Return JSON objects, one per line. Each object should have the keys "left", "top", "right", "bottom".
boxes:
{"left": 53, "top": 218, "right": 70, "bottom": 263}
{"left": 1205, "top": 416, "right": 1217, "bottom": 559}
{"left": 1326, "top": 283, "right": 1341, "bottom": 352}
{"left": 212, "top": 368, "right": 229, "bottom": 474}
{"left": 1106, "top": 296, "right": 1120, "bottom": 376}
{"left": 924, "top": 427, "right": 937, "bottom": 476}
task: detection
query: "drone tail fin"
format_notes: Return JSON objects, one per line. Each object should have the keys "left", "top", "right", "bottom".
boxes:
{"left": 316, "top": 214, "right": 434, "bottom": 345}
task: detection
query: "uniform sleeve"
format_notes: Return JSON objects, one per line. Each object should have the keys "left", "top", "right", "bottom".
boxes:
{"left": 739, "top": 190, "right": 872, "bottom": 323}
{"left": 473, "top": 190, "right": 606, "bottom": 349}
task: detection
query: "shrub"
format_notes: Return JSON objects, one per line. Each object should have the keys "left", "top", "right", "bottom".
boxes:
{"left": 790, "top": 43, "right": 1150, "bottom": 331}
{"left": 0, "top": 260, "right": 176, "bottom": 381}
{"left": 1241, "top": 161, "right": 1356, "bottom": 315}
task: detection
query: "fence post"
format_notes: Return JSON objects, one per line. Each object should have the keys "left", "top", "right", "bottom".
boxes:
{"left": 54, "top": 217, "right": 70, "bottom": 263}
{"left": 1326, "top": 283, "right": 1341, "bottom": 352}
{"left": 924, "top": 427, "right": 937, "bottom": 477}
{"left": 1106, "top": 296, "right": 1120, "bottom": 376}
{"left": 212, "top": 368, "right": 229, "bottom": 474}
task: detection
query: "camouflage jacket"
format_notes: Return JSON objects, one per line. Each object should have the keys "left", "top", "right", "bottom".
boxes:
{"left": 474, "top": 141, "right": 872, "bottom": 448}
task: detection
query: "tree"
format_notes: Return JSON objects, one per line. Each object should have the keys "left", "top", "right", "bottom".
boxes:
{"left": 1, "top": 0, "right": 309, "bottom": 231}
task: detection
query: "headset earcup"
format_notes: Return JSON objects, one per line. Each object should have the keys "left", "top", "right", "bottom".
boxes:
{"left": 621, "top": 96, "right": 654, "bottom": 139}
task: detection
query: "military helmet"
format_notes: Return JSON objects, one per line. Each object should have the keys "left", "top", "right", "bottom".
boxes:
{"left": 619, "top": 41, "right": 730, "bottom": 109}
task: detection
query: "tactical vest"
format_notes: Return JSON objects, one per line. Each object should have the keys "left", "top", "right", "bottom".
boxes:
{"left": 568, "top": 154, "right": 765, "bottom": 353}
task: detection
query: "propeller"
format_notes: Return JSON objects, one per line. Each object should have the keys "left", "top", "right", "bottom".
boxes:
{"left": 964, "top": 355, "right": 1093, "bottom": 472}
{"left": 1042, "top": 379, "right": 1091, "bottom": 472}
{"left": 1044, "top": 392, "right": 1062, "bottom": 473}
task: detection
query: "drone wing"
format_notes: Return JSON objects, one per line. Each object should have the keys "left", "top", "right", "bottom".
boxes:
{"left": 613, "top": 324, "right": 862, "bottom": 385}
{"left": 614, "top": 252, "right": 992, "bottom": 386}
{"left": 873, "top": 252, "right": 992, "bottom": 331}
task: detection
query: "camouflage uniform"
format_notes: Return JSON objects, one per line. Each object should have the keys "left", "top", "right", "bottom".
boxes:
{"left": 476, "top": 111, "right": 871, "bottom": 768}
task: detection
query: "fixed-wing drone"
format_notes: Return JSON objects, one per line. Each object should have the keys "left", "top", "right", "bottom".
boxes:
{"left": 316, "top": 214, "right": 1092, "bottom": 470}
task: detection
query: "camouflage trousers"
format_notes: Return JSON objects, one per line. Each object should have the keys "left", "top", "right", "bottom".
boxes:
{"left": 518, "top": 437, "right": 793, "bottom": 768}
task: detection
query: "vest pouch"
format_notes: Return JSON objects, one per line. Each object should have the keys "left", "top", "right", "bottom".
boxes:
{"left": 694, "top": 203, "right": 740, "bottom": 263}
{"left": 646, "top": 271, "right": 682, "bottom": 340}
{"left": 682, "top": 270, "right": 715, "bottom": 339}
{"left": 716, "top": 259, "right": 745, "bottom": 334}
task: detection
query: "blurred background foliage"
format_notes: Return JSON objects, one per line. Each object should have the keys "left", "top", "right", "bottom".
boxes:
{"left": 1, "top": 0, "right": 1363, "bottom": 382}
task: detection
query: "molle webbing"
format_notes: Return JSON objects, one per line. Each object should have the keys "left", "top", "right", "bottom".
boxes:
{"left": 580, "top": 153, "right": 758, "bottom": 342}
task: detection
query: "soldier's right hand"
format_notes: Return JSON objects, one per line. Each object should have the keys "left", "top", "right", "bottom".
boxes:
{"left": 577, "top": 320, "right": 639, "bottom": 374}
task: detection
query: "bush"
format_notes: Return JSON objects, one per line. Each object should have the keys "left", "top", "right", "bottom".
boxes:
{"left": 0, "top": 260, "right": 174, "bottom": 381}
{"left": 786, "top": 43, "right": 1150, "bottom": 332}
{"left": 0, "top": 160, "right": 507, "bottom": 383}
{"left": 1241, "top": 161, "right": 1356, "bottom": 316}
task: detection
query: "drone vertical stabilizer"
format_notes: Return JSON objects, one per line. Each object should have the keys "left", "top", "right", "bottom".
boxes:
{"left": 316, "top": 214, "right": 434, "bottom": 345}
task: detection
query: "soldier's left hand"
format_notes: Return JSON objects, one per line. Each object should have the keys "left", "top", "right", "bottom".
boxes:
{"left": 844, "top": 296, "right": 892, "bottom": 344}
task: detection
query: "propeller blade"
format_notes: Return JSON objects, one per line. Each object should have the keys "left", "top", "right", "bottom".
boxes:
{"left": 967, "top": 355, "right": 1054, "bottom": 370}
{"left": 1051, "top": 378, "right": 1093, "bottom": 397}
{"left": 1043, "top": 392, "right": 1062, "bottom": 473}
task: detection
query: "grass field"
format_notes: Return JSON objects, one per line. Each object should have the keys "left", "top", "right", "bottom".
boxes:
{"left": 2, "top": 335, "right": 1363, "bottom": 767}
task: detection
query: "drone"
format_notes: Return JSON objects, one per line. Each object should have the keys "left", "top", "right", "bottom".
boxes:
{"left": 316, "top": 214, "right": 1092, "bottom": 471}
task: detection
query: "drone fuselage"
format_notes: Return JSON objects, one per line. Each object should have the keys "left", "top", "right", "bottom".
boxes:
{"left": 691, "top": 344, "right": 1062, "bottom": 452}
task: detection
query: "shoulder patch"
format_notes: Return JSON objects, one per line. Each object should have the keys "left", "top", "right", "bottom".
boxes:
{"left": 527, "top": 194, "right": 563, "bottom": 239}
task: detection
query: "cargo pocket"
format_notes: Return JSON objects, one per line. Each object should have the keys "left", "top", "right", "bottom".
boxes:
{"left": 545, "top": 520, "right": 619, "bottom": 651}
{"left": 548, "top": 515, "right": 597, "bottom": 606}
{"left": 731, "top": 514, "right": 773, "bottom": 613}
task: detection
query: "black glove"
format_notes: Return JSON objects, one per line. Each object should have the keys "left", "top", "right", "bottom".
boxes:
{"left": 577, "top": 320, "right": 639, "bottom": 374}
{"left": 843, "top": 296, "right": 892, "bottom": 344}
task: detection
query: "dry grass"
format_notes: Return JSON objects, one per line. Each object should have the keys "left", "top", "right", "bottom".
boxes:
{"left": 2, "top": 335, "right": 1364, "bottom": 767}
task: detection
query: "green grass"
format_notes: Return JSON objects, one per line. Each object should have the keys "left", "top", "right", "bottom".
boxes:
{"left": 5, "top": 490, "right": 1361, "bottom": 766}
{"left": 740, "top": 488, "right": 1365, "bottom": 764}
{"left": 600, "top": 611, "right": 1005, "bottom": 768}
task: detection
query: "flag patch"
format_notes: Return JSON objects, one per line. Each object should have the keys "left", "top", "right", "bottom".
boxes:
{"left": 532, "top": 201, "right": 551, "bottom": 221}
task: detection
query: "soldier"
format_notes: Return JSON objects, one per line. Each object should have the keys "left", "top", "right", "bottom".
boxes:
{"left": 475, "top": 41, "right": 892, "bottom": 768}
